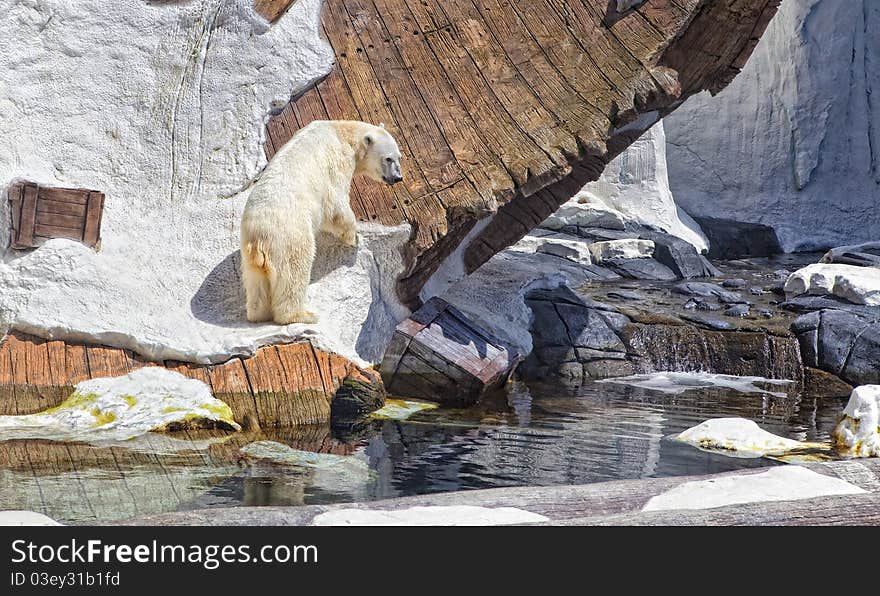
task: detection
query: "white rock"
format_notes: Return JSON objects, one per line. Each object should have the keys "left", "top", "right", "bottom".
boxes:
{"left": 0, "top": 367, "right": 239, "bottom": 443}
{"left": 0, "top": 0, "right": 410, "bottom": 367}
{"left": 676, "top": 417, "right": 824, "bottom": 458}
{"left": 570, "top": 121, "right": 708, "bottom": 251}
{"left": 535, "top": 238, "right": 593, "bottom": 265}
{"left": 312, "top": 505, "right": 549, "bottom": 526}
{"left": 588, "top": 239, "right": 654, "bottom": 264}
{"left": 784, "top": 263, "right": 880, "bottom": 306}
{"left": 0, "top": 511, "right": 63, "bottom": 526}
{"left": 540, "top": 200, "right": 627, "bottom": 231}
{"left": 666, "top": 0, "right": 880, "bottom": 251}
{"left": 833, "top": 385, "right": 880, "bottom": 458}
{"left": 642, "top": 466, "right": 865, "bottom": 512}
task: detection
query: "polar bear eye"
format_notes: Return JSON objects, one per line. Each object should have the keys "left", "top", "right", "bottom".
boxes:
{"left": 385, "top": 157, "right": 394, "bottom": 163}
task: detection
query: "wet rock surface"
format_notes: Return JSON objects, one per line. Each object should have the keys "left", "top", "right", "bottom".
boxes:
{"left": 517, "top": 254, "right": 813, "bottom": 388}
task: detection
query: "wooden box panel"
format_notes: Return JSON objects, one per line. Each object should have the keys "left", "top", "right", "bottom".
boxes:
{"left": 7, "top": 182, "right": 104, "bottom": 250}
{"left": 380, "top": 297, "right": 520, "bottom": 406}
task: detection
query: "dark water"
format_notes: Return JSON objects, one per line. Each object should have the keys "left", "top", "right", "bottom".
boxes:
{"left": 0, "top": 375, "right": 847, "bottom": 524}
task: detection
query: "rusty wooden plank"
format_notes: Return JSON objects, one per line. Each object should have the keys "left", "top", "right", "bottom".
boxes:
{"left": 82, "top": 191, "right": 104, "bottom": 247}
{"left": 33, "top": 224, "right": 82, "bottom": 241}
{"left": 37, "top": 187, "right": 89, "bottom": 205}
{"left": 274, "top": 343, "right": 332, "bottom": 425}
{"left": 64, "top": 344, "right": 92, "bottom": 385}
{"left": 16, "top": 183, "right": 38, "bottom": 248}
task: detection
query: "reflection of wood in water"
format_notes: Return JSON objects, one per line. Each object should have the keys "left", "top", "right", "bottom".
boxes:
{"left": 0, "top": 425, "right": 362, "bottom": 524}
{"left": 0, "top": 331, "right": 383, "bottom": 429}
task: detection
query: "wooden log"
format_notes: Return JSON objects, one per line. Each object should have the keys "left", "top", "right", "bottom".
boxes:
{"left": 263, "top": 0, "right": 780, "bottom": 308}
{"left": 379, "top": 297, "right": 519, "bottom": 405}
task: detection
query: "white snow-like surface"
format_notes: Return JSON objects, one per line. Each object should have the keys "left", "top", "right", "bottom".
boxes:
{"left": 665, "top": 0, "right": 880, "bottom": 252}
{"left": 833, "top": 385, "right": 880, "bottom": 458}
{"left": 568, "top": 121, "right": 707, "bottom": 251}
{"left": 598, "top": 372, "right": 794, "bottom": 398}
{"left": 784, "top": 263, "right": 880, "bottom": 306}
{"left": 0, "top": 367, "right": 239, "bottom": 443}
{"left": 0, "top": 0, "right": 410, "bottom": 366}
{"left": 312, "top": 505, "right": 549, "bottom": 526}
{"left": 642, "top": 466, "right": 865, "bottom": 512}
{"left": 0, "top": 510, "right": 62, "bottom": 526}
{"left": 675, "top": 418, "right": 826, "bottom": 459}
{"left": 588, "top": 239, "right": 654, "bottom": 263}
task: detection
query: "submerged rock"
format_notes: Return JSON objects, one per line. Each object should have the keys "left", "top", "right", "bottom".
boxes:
{"left": 676, "top": 418, "right": 825, "bottom": 458}
{"left": 672, "top": 282, "right": 746, "bottom": 304}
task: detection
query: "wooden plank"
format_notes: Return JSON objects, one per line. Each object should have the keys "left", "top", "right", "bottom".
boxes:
{"left": 274, "top": 343, "right": 332, "bottom": 425}
{"left": 16, "top": 183, "right": 38, "bottom": 248}
{"left": 254, "top": 0, "right": 297, "bottom": 23}
{"left": 35, "top": 211, "right": 84, "bottom": 230}
{"left": 33, "top": 224, "right": 82, "bottom": 241}
{"left": 36, "top": 199, "right": 87, "bottom": 217}
{"left": 37, "top": 187, "right": 89, "bottom": 205}
{"left": 8, "top": 183, "right": 23, "bottom": 241}
{"left": 206, "top": 358, "right": 261, "bottom": 431}
{"left": 82, "top": 191, "right": 104, "bottom": 247}
{"left": 85, "top": 345, "right": 133, "bottom": 379}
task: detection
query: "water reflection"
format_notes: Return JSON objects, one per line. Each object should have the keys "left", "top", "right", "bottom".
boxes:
{"left": 0, "top": 379, "right": 848, "bottom": 524}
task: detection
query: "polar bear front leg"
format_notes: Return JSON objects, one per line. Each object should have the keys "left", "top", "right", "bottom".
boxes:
{"left": 268, "top": 235, "right": 318, "bottom": 325}
{"left": 328, "top": 204, "right": 359, "bottom": 247}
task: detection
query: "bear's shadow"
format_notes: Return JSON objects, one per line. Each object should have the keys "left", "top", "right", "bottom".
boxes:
{"left": 191, "top": 231, "right": 358, "bottom": 328}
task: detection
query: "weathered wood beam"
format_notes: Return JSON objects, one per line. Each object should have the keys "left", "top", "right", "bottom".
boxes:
{"left": 254, "top": 0, "right": 298, "bottom": 22}
{"left": 0, "top": 331, "right": 384, "bottom": 429}
{"left": 265, "top": 0, "right": 782, "bottom": 308}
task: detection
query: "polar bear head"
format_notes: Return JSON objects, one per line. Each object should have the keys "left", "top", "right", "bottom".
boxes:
{"left": 357, "top": 124, "right": 403, "bottom": 185}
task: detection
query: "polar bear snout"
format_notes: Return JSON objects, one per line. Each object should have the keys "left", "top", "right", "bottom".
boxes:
{"left": 382, "top": 156, "right": 403, "bottom": 185}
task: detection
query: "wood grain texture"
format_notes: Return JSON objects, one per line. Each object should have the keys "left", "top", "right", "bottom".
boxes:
{"left": 7, "top": 182, "right": 104, "bottom": 249}
{"left": 0, "top": 332, "right": 384, "bottom": 429}
{"left": 264, "top": 0, "right": 780, "bottom": 308}
{"left": 254, "top": 0, "right": 298, "bottom": 22}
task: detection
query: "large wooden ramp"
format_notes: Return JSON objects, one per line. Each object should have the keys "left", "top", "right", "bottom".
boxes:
{"left": 265, "top": 0, "right": 781, "bottom": 307}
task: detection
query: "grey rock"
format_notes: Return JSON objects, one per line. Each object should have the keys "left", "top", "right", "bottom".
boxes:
{"left": 682, "top": 299, "right": 697, "bottom": 310}
{"left": 692, "top": 216, "right": 783, "bottom": 260}
{"left": 606, "top": 290, "right": 645, "bottom": 301}
{"left": 696, "top": 300, "right": 721, "bottom": 312}
{"left": 555, "top": 304, "right": 626, "bottom": 351}
{"left": 757, "top": 308, "right": 773, "bottom": 318}
{"left": 672, "top": 282, "right": 746, "bottom": 304}
{"left": 842, "top": 323, "right": 880, "bottom": 385}
{"left": 722, "top": 278, "right": 747, "bottom": 289}
{"left": 679, "top": 313, "right": 735, "bottom": 331}
{"left": 638, "top": 230, "right": 721, "bottom": 279}
{"left": 605, "top": 258, "right": 678, "bottom": 281}
{"left": 817, "top": 309, "right": 868, "bottom": 376}
{"left": 820, "top": 242, "right": 880, "bottom": 268}
{"left": 749, "top": 287, "right": 765, "bottom": 295}
{"left": 724, "top": 304, "right": 750, "bottom": 317}
{"left": 791, "top": 311, "right": 820, "bottom": 368}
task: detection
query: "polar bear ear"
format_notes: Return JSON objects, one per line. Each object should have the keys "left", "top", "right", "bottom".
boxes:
{"left": 379, "top": 122, "right": 386, "bottom": 129}
{"left": 364, "top": 134, "right": 374, "bottom": 146}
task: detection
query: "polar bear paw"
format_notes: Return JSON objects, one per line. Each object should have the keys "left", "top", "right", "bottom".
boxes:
{"left": 274, "top": 310, "right": 318, "bottom": 325}
{"left": 341, "top": 228, "right": 359, "bottom": 248}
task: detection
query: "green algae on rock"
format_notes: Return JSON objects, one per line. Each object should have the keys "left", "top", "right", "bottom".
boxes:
{"left": 0, "top": 368, "right": 240, "bottom": 444}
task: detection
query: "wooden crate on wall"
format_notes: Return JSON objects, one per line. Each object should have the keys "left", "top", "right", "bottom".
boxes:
{"left": 379, "top": 297, "right": 520, "bottom": 406}
{"left": 7, "top": 181, "right": 105, "bottom": 250}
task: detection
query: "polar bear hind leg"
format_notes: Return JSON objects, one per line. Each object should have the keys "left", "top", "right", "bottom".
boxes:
{"left": 267, "top": 234, "right": 318, "bottom": 325}
{"left": 242, "top": 241, "right": 273, "bottom": 323}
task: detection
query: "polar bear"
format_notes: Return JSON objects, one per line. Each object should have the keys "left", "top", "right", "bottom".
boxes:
{"left": 240, "top": 120, "right": 403, "bottom": 325}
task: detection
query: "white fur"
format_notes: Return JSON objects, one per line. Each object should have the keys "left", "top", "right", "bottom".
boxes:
{"left": 240, "top": 120, "right": 401, "bottom": 324}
